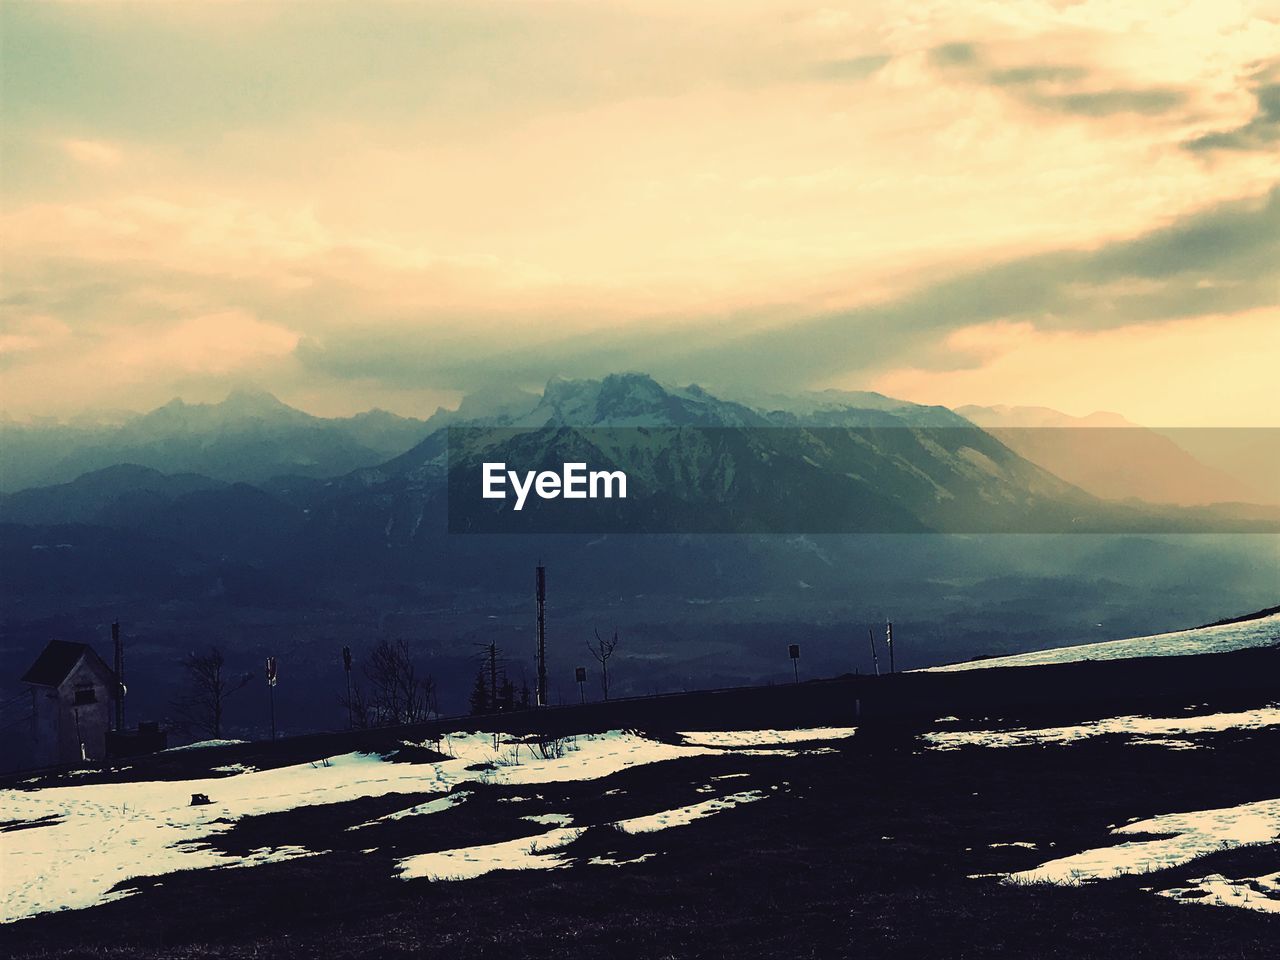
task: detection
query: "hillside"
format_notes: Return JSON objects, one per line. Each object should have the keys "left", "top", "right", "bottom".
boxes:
{"left": 2, "top": 376, "right": 1276, "bottom": 736}
{"left": 922, "top": 609, "right": 1280, "bottom": 673}
{"left": 2, "top": 639, "right": 1278, "bottom": 958}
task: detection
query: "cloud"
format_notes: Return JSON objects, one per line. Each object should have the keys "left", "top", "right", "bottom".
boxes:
{"left": 932, "top": 39, "right": 1189, "bottom": 117}
{"left": 289, "top": 184, "right": 1280, "bottom": 400}
{"left": 1031, "top": 87, "right": 1187, "bottom": 117}
{"left": 986, "top": 65, "right": 1088, "bottom": 87}
{"left": 0, "top": 309, "right": 302, "bottom": 419}
{"left": 3, "top": 0, "right": 1278, "bottom": 422}
{"left": 869, "top": 306, "right": 1280, "bottom": 428}
{"left": 687, "top": 185, "right": 1280, "bottom": 385}
{"left": 113, "top": 311, "right": 300, "bottom": 377}
{"left": 61, "top": 138, "right": 122, "bottom": 166}
{"left": 1184, "top": 71, "right": 1280, "bottom": 152}
{"left": 930, "top": 42, "right": 979, "bottom": 67}
{"left": 809, "top": 54, "right": 891, "bottom": 81}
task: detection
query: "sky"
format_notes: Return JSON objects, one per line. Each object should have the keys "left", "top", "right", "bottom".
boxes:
{"left": 1, "top": 0, "right": 1278, "bottom": 426}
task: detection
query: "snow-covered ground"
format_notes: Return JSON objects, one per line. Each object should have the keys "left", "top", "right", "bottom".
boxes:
{"left": 616, "top": 789, "right": 766, "bottom": 834}
{"left": 1006, "top": 797, "right": 1280, "bottom": 886}
{"left": 1159, "top": 871, "right": 1280, "bottom": 914}
{"left": 921, "top": 613, "right": 1280, "bottom": 672}
{"left": 397, "top": 826, "right": 584, "bottom": 881}
{"left": 0, "top": 726, "right": 855, "bottom": 925}
{"left": 394, "top": 789, "right": 770, "bottom": 882}
{"left": 678, "top": 728, "right": 855, "bottom": 748}
{"left": 923, "top": 705, "right": 1280, "bottom": 751}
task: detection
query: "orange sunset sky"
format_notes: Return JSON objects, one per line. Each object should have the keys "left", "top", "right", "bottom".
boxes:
{"left": 1, "top": 0, "right": 1278, "bottom": 425}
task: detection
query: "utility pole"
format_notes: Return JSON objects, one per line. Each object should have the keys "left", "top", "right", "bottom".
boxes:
{"left": 886, "top": 621, "right": 895, "bottom": 674}
{"left": 111, "top": 621, "right": 125, "bottom": 732}
{"left": 535, "top": 563, "right": 547, "bottom": 707}
{"left": 266, "top": 656, "right": 278, "bottom": 740}
{"left": 342, "top": 646, "right": 353, "bottom": 729}
{"left": 868, "top": 627, "right": 880, "bottom": 677}
{"left": 489, "top": 642, "right": 499, "bottom": 711}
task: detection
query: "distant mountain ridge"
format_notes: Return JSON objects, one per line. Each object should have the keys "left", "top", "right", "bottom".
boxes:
{"left": 0, "top": 390, "right": 431, "bottom": 492}
{"left": 958, "top": 405, "right": 1273, "bottom": 506}
{"left": 7, "top": 376, "right": 1276, "bottom": 539}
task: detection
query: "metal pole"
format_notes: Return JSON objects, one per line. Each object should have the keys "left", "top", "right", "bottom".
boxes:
{"left": 868, "top": 627, "right": 880, "bottom": 677}
{"left": 112, "top": 621, "right": 124, "bottom": 732}
{"left": 535, "top": 564, "right": 547, "bottom": 707}
{"left": 342, "top": 646, "right": 353, "bottom": 729}
{"left": 266, "top": 656, "right": 278, "bottom": 740}
{"left": 489, "top": 642, "right": 498, "bottom": 710}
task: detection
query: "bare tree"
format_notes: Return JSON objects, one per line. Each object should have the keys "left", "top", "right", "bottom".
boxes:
{"left": 339, "top": 680, "right": 372, "bottom": 730}
{"left": 173, "top": 648, "right": 251, "bottom": 739}
{"left": 365, "top": 638, "right": 434, "bottom": 726}
{"left": 587, "top": 627, "right": 620, "bottom": 701}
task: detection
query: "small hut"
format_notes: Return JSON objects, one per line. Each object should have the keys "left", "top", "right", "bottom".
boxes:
{"left": 21, "top": 640, "right": 117, "bottom": 767}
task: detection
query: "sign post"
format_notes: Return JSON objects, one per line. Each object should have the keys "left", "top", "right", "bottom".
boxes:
{"left": 788, "top": 643, "right": 800, "bottom": 683}
{"left": 575, "top": 666, "right": 587, "bottom": 703}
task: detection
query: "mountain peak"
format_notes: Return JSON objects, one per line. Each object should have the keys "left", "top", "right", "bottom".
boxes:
{"left": 219, "top": 388, "right": 296, "bottom": 416}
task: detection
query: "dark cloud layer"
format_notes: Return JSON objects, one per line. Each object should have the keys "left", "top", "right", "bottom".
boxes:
{"left": 1034, "top": 87, "right": 1187, "bottom": 117}
{"left": 810, "top": 54, "right": 891, "bottom": 81}
{"left": 297, "top": 186, "right": 1280, "bottom": 394}
{"left": 1184, "top": 73, "right": 1280, "bottom": 152}
{"left": 936, "top": 41, "right": 1188, "bottom": 117}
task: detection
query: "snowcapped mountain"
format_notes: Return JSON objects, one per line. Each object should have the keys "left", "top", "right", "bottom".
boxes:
{"left": 336, "top": 373, "right": 1153, "bottom": 538}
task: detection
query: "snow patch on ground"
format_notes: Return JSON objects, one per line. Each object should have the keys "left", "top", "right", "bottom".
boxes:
{"left": 922, "top": 614, "right": 1280, "bottom": 672}
{"left": 677, "top": 727, "right": 855, "bottom": 748}
{"left": 923, "top": 706, "right": 1280, "bottom": 751}
{"left": 521, "top": 813, "right": 573, "bottom": 826}
{"left": 616, "top": 791, "right": 767, "bottom": 834}
{"left": 347, "top": 792, "right": 469, "bottom": 831}
{"left": 1158, "top": 871, "right": 1280, "bottom": 914}
{"left": 1008, "top": 797, "right": 1280, "bottom": 884}
{"left": 394, "top": 789, "right": 767, "bottom": 882}
{"left": 588, "top": 853, "right": 657, "bottom": 867}
{"left": 0, "top": 727, "right": 813, "bottom": 922}
{"left": 163, "top": 739, "right": 248, "bottom": 752}
{"left": 396, "top": 827, "right": 583, "bottom": 881}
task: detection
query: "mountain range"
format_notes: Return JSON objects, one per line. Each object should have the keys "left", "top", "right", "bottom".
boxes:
{"left": 2, "top": 374, "right": 1276, "bottom": 727}
{"left": 3, "top": 375, "right": 1276, "bottom": 542}
{"left": 0, "top": 389, "right": 430, "bottom": 492}
{"left": 959, "top": 405, "right": 1276, "bottom": 507}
